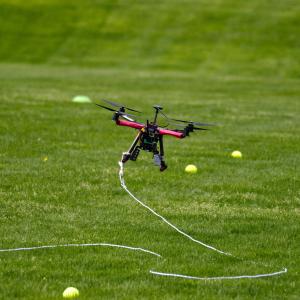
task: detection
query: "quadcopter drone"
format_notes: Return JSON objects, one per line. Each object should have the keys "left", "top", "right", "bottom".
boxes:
{"left": 96, "top": 99, "right": 214, "bottom": 171}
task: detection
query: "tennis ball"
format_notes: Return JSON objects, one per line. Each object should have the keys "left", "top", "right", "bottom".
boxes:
{"left": 185, "top": 164, "right": 197, "bottom": 174}
{"left": 231, "top": 150, "right": 242, "bottom": 158}
{"left": 63, "top": 287, "right": 79, "bottom": 299}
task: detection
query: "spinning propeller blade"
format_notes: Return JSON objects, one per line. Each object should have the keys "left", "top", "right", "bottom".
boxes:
{"left": 122, "top": 115, "right": 135, "bottom": 122}
{"left": 159, "top": 110, "right": 214, "bottom": 127}
{"left": 95, "top": 103, "right": 137, "bottom": 119}
{"left": 193, "top": 127, "right": 208, "bottom": 131}
{"left": 95, "top": 103, "right": 115, "bottom": 112}
{"left": 169, "top": 118, "right": 215, "bottom": 127}
{"left": 102, "top": 99, "right": 141, "bottom": 113}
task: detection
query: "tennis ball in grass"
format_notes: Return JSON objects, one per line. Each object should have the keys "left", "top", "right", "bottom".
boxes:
{"left": 63, "top": 287, "right": 79, "bottom": 299}
{"left": 185, "top": 164, "right": 197, "bottom": 174}
{"left": 231, "top": 150, "right": 242, "bottom": 158}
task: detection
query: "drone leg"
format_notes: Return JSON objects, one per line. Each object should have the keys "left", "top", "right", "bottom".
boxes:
{"left": 159, "top": 135, "right": 167, "bottom": 172}
{"left": 121, "top": 131, "right": 142, "bottom": 163}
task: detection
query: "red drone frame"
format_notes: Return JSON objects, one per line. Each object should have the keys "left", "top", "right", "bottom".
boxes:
{"left": 96, "top": 99, "right": 214, "bottom": 171}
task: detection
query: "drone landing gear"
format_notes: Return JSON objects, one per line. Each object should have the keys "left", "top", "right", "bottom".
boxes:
{"left": 153, "top": 135, "right": 167, "bottom": 172}
{"left": 153, "top": 153, "right": 167, "bottom": 172}
{"left": 130, "top": 147, "right": 140, "bottom": 161}
{"left": 121, "top": 130, "right": 168, "bottom": 172}
{"left": 158, "top": 135, "right": 167, "bottom": 172}
{"left": 121, "top": 132, "right": 142, "bottom": 163}
{"left": 160, "top": 160, "right": 167, "bottom": 172}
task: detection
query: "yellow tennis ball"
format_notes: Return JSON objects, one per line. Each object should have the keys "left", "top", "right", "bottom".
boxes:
{"left": 185, "top": 164, "right": 197, "bottom": 174}
{"left": 231, "top": 150, "right": 242, "bottom": 158}
{"left": 63, "top": 287, "right": 79, "bottom": 299}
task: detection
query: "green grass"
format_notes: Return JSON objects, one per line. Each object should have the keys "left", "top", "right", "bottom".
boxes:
{"left": 0, "top": 0, "right": 299, "bottom": 299}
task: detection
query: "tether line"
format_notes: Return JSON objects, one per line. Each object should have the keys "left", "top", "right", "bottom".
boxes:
{"left": 119, "top": 161, "right": 288, "bottom": 281}
{"left": 0, "top": 243, "right": 161, "bottom": 257}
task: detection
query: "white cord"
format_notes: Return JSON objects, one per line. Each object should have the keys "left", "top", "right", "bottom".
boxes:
{"left": 1, "top": 162, "right": 286, "bottom": 282}
{"left": 119, "top": 161, "right": 231, "bottom": 256}
{"left": 0, "top": 243, "right": 161, "bottom": 257}
{"left": 150, "top": 268, "right": 288, "bottom": 280}
{"left": 119, "top": 161, "right": 288, "bottom": 281}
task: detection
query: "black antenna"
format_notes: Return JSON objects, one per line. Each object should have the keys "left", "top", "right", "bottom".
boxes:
{"left": 153, "top": 105, "right": 163, "bottom": 125}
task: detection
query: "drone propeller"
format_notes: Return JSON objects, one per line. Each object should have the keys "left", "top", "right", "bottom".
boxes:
{"left": 122, "top": 115, "right": 135, "bottom": 122}
{"left": 95, "top": 103, "right": 137, "bottom": 119}
{"left": 95, "top": 103, "right": 115, "bottom": 112}
{"left": 169, "top": 118, "right": 215, "bottom": 127}
{"left": 159, "top": 110, "right": 214, "bottom": 127}
{"left": 193, "top": 127, "right": 208, "bottom": 131}
{"left": 102, "top": 99, "right": 141, "bottom": 113}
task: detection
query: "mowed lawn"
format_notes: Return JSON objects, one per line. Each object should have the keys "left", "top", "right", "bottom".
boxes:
{"left": 0, "top": 64, "right": 299, "bottom": 299}
{"left": 0, "top": 0, "right": 300, "bottom": 299}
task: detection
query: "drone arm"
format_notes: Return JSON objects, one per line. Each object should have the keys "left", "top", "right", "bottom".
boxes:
{"left": 158, "top": 128, "right": 185, "bottom": 139}
{"left": 116, "top": 119, "right": 144, "bottom": 130}
{"left": 116, "top": 119, "right": 184, "bottom": 138}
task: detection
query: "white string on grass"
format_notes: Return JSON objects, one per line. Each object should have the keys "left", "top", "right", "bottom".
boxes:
{"left": 150, "top": 268, "right": 288, "bottom": 280}
{"left": 119, "top": 161, "right": 231, "bottom": 256}
{"left": 0, "top": 162, "right": 287, "bottom": 282}
{"left": 119, "top": 161, "right": 288, "bottom": 280}
{"left": 0, "top": 243, "right": 161, "bottom": 257}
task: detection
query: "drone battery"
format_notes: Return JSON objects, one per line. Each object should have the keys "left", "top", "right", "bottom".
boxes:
{"left": 130, "top": 147, "right": 140, "bottom": 161}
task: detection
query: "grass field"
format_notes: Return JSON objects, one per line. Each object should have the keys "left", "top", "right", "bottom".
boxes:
{"left": 0, "top": 1, "right": 299, "bottom": 299}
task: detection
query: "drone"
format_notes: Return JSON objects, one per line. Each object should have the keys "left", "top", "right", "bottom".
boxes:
{"left": 96, "top": 99, "right": 214, "bottom": 171}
